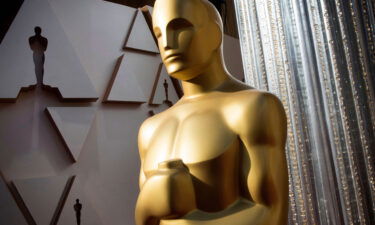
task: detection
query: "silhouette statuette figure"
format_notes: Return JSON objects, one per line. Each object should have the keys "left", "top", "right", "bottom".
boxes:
{"left": 74, "top": 199, "right": 82, "bottom": 225}
{"left": 29, "top": 26, "right": 48, "bottom": 87}
{"left": 162, "top": 79, "right": 173, "bottom": 106}
{"left": 135, "top": 0, "right": 288, "bottom": 225}
{"left": 163, "top": 79, "right": 169, "bottom": 102}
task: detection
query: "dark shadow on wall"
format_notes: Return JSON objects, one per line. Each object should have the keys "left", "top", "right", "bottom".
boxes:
{"left": 0, "top": 0, "right": 24, "bottom": 44}
{"left": 74, "top": 199, "right": 82, "bottom": 225}
{"left": 29, "top": 26, "right": 48, "bottom": 87}
{"left": 103, "top": 0, "right": 155, "bottom": 8}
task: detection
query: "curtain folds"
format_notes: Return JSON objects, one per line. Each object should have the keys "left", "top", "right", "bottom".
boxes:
{"left": 234, "top": 0, "right": 375, "bottom": 224}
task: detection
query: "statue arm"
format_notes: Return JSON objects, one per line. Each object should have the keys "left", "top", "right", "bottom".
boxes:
{"left": 137, "top": 122, "right": 147, "bottom": 189}
{"left": 136, "top": 121, "right": 156, "bottom": 225}
{"left": 239, "top": 92, "right": 288, "bottom": 224}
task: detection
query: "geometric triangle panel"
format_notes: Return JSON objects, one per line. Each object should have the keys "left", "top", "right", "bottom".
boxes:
{"left": 12, "top": 175, "right": 72, "bottom": 225}
{"left": 104, "top": 51, "right": 161, "bottom": 103}
{"left": 124, "top": 9, "right": 159, "bottom": 54}
{"left": 46, "top": 107, "right": 96, "bottom": 162}
{"left": 104, "top": 55, "right": 148, "bottom": 103}
{"left": 0, "top": 176, "right": 27, "bottom": 225}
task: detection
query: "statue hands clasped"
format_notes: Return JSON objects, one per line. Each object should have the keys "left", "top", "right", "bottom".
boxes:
{"left": 135, "top": 159, "right": 197, "bottom": 225}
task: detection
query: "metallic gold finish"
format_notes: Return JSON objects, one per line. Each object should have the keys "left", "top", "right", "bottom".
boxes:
{"left": 135, "top": 0, "right": 289, "bottom": 224}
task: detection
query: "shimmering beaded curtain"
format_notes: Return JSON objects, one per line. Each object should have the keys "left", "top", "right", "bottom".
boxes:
{"left": 234, "top": 0, "right": 375, "bottom": 224}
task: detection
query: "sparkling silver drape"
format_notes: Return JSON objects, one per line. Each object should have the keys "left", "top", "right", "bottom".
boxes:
{"left": 234, "top": 0, "right": 375, "bottom": 224}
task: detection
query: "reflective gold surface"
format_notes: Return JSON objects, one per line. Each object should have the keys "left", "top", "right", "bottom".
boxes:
{"left": 135, "top": 0, "right": 288, "bottom": 224}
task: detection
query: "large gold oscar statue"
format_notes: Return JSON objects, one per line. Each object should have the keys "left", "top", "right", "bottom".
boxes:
{"left": 135, "top": 0, "right": 289, "bottom": 224}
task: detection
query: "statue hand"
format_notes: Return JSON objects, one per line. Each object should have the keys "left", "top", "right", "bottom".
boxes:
{"left": 135, "top": 159, "right": 197, "bottom": 225}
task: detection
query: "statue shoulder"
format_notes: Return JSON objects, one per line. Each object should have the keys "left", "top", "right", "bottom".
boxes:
{"left": 225, "top": 90, "right": 286, "bottom": 134}
{"left": 248, "top": 90, "right": 285, "bottom": 121}
{"left": 138, "top": 115, "right": 159, "bottom": 156}
{"left": 138, "top": 110, "right": 170, "bottom": 155}
{"left": 243, "top": 89, "right": 282, "bottom": 107}
{"left": 230, "top": 89, "right": 283, "bottom": 109}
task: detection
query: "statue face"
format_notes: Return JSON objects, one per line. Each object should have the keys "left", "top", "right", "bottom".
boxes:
{"left": 153, "top": 0, "right": 221, "bottom": 80}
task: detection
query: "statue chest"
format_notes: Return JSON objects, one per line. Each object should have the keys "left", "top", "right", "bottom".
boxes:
{"left": 144, "top": 109, "right": 238, "bottom": 171}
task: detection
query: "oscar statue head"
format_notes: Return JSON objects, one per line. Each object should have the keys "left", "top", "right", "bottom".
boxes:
{"left": 152, "top": 0, "right": 224, "bottom": 81}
